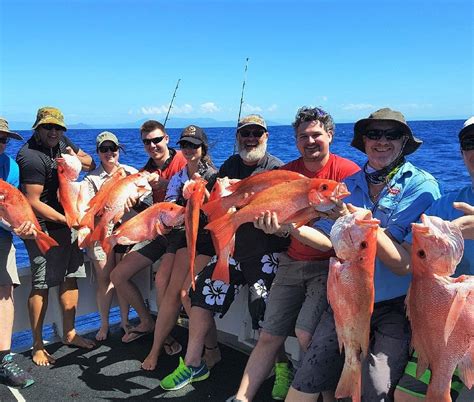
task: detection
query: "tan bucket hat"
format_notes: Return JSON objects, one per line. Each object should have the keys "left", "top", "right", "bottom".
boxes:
{"left": 0, "top": 117, "right": 23, "bottom": 141}
{"left": 32, "top": 107, "right": 67, "bottom": 130}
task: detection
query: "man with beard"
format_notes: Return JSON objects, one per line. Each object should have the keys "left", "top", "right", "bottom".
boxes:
{"left": 160, "top": 114, "right": 292, "bottom": 394}
{"left": 234, "top": 107, "right": 360, "bottom": 401}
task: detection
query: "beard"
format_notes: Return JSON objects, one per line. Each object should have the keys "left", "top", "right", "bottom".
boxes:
{"left": 239, "top": 141, "right": 267, "bottom": 163}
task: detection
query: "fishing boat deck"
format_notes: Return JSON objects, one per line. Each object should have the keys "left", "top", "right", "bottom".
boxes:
{"left": 1, "top": 319, "right": 275, "bottom": 401}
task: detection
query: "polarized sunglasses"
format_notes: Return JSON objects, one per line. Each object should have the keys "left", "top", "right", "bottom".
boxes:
{"left": 461, "top": 136, "right": 474, "bottom": 151}
{"left": 179, "top": 141, "right": 201, "bottom": 150}
{"left": 364, "top": 128, "right": 405, "bottom": 141}
{"left": 239, "top": 128, "right": 267, "bottom": 138}
{"left": 142, "top": 136, "right": 165, "bottom": 146}
{"left": 0, "top": 137, "right": 9, "bottom": 144}
{"left": 40, "top": 124, "right": 65, "bottom": 132}
{"left": 98, "top": 144, "right": 119, "bottom": 153}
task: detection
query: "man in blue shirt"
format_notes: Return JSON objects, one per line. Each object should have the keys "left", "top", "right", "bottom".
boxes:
{"left": 0, "top": 118, "right": 35, "bottom": 388}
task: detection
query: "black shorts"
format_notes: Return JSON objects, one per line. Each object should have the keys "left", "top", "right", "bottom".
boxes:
{"left": 189, "top": 252, "right": 281, "bottom": 330}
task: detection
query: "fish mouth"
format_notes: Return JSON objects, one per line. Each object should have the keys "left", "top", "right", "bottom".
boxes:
{"left": 354, "top": 209, "right": 380, "bottom": 227}
{"left": 332, "top": 182, "right": 350, "bottom": 200}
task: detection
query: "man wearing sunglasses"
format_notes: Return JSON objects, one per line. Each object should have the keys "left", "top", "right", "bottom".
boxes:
{"left": 16, "top": 107, "right": 96, "bottom": 367}
{"left": 0, "top": 118, "right": 36, "bottom": 388}
{"left": 111, "top": 120, "right": 187, "bottom": 343}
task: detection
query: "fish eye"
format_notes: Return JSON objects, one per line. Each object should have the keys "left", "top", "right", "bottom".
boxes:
{"left": 320, "top": 184, "right": 328, "bottom": 191}
{"left": 417, "top": 249, "right": 426, "bottom": 259}
{"left": 360, "top": 241, "right": 368, "bottom": 249}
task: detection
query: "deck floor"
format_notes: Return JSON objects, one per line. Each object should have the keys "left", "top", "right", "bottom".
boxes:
{"left": 1, "top": 323, "right": 275, "bottom": 401}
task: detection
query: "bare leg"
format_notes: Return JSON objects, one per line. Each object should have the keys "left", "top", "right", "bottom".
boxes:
{"left": 92, "top": 258, "right": 113, "bottom": 340}
{"left": 154, "top": 253, "right": 175, "bottom": 305}
{"left": 0, "top": 285, "right": 14, "bottom": 351}
{"left": 110, "top": 251, "right": 155, "bottom": 340}
{"left": 235, "top": 330, "right": 286, "bottom": 401}
{"left": 114, "top": 253, "right": 130, "bottom": 331}
{"left": 184, "top": 306, "right": 216, "bottom": 367}
{"left": 142, "top": 250, "right": 211, "bottom": 370}
{"left": 394, "top": 389, "right": 423, "bottom": 401}
{"left": 28, "top": 288, "right": 55, "bottom": 366}
{"left": 60, "top": 278, "right": 95, "bottom": 348}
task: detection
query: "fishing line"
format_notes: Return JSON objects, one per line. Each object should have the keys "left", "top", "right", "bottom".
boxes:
{"left": 234, "top": 58, "right": 249, "bottom": 154}
{"left": 163, "top": 78, "right": 181, "bottom": 128}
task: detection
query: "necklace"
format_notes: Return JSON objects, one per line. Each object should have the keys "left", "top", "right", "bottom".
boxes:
{"left": 369, "top": 182, "right": 387, "bottom": 203}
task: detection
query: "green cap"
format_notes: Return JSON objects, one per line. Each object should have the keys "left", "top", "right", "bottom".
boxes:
{"left": 32, "top": 107, "right": 67, "bottom": 130}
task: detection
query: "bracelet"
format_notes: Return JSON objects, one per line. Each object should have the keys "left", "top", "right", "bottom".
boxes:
{"left": 280, "top": 224, "right": 294, "bottom": 238}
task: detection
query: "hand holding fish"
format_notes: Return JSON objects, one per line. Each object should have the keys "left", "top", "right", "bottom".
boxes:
{"left": 13, "top": 221, "right": 38, "bottom": 240}
{"left": 147, "top": 172, "right": 165, "bottom": 191}
{"left": 254, "top": 211, "right": 294, "bottom": 237}
{"left": 316, "top": 197, "right": 350, "bottom": 220}
{"left": 452, "top": 201, "right": 474, "bottom": 240}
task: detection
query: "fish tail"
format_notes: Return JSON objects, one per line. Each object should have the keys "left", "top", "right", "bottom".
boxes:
{"left": 211, "top": 253, "right": 230, "bottom": 283}
{"left": 204, "top": 214, "right": 235, "bottom": 253}
{"left": 35, "top": 231, "right": 59, "bottom": 255}
{"left": 335, "top": 354, "right": 361, "bottom": 402}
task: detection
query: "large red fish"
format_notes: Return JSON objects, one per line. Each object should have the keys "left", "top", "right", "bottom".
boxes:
{"left": 184, "top": 177, "right": 208, "bottom": 290}
{"left": 201, "top": 170, "right": 305, "bottom": 221}
{"left": 87, "top": 172, "right": 152, "bottom": 246}
{"left": 328, "top": 209, "right": 379, "bottom": 402}
{"left": 408, "top": 214, "right": 473, "bottom": 402}
{"left": 0, "top": 179, "right": 58, "bottom": 254}
{"left": 205, "top": 178, "right": 350, "bottom": 266}
{"left": 102, "top": 202, "right": 184, "bottom": 255}
{"left": 56, "top": 153, "right": 83, "bottom": 228}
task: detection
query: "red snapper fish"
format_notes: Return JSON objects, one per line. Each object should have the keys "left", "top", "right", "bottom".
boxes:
{"left": 87, "top": 172, "right": 152, "bottom": 246}
{"left": 0, "top": 179, "right": 58, "bottom": 254}
{"left": 202, "top": 170, "right": 305, "bottom": 222}
{"left": 183, "top": 177, "right": 208, "bottom": 290}
{"left": 408, "top": 214, "right": 473, "bottom": 402}
{"left": 327, "top": 209, "right": 379, "bottom": 402}
{"left": 103, "top": 202, "right": 184, "bottom": 255}
{"left": 56, "top": 153, "right": 83, "bottom": 228}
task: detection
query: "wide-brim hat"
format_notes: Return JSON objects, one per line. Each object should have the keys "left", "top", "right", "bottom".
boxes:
{"left": 352, "top": 108, "right": 422, "bottom": 155}
{"left": 177, "top": 125, "right": 206, "bottom": 145}
{"left": 237, "top": 114, "right": 267, "bottom": 131}
{"left": 459, "top": 116, "right": 474, "bottom": 141}
{"left": 32, "top": 106, "right": 67, "bottom": 130}
{"left": 96, "top": 131, "right": 119, "bottom": 147}
{"left": 0, "top": 117, "right": 23, "bottom": 141}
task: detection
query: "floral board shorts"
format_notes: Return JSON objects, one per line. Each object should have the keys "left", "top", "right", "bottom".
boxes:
{"left": 189, "top": 252, "right": 280, "bottom": 330}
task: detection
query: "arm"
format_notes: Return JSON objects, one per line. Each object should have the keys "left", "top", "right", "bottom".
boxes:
{"left": 68, "top": 147, "right": 95, "bottom": 172}
{"left": 376, "top": 228, "right": 412, "bottom": 275}
{"left": 452, "top": 202, "right": 474, "bottom": 240}
{"left": 22, "top": 183, "right": 67, "bottom": 225}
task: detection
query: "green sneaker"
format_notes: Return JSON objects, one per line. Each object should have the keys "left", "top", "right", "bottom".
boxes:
{"left": 160, "top": 357, "right": 210, "bottom": 391}
{"left": 271, "top": 361, "right": 293, "bottom": 400}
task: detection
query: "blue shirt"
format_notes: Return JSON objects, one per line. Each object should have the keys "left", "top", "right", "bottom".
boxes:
{"left": 0, "top": 153, "right": 20, "bottom": 239}
{"left": 404, "top": 185, "right": 474, "bottom": 276}
{"left": 317, "top": 161, "right": 441, "bottom": 302}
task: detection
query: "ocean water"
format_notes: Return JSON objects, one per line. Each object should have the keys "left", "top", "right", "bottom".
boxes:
{"left": 7, "top": 119, "right": 470, "bottom": 268}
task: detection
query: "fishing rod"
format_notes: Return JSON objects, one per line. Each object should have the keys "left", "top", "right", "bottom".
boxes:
{"left": 234, "top": 58, "right": 249, "bottom": 154}
{"left": 163, "top": 78, "right": 181, "bottom": 127}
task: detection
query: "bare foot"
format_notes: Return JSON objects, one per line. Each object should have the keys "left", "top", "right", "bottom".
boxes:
{"left": 141, "top": 351, "right": 159, "bottom": 371}
{"left": 95, "top": 327, "right": 109, "bottom": 341}
{"left": 63, "top": 332, "right": 96, "bottom": 349}
{"left": 203, "top": 345, "right": 221, "bottom": 369}
{"left": 32, "top": 348, "right": 56, "bottom": 366}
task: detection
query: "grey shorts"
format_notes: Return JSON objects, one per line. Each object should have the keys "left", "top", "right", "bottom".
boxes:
{"left": 24, "top": 226, "right": 86, "bottom": 290}
{"left": 262, "top": 252, "right": 329, "bottom": 337}
{"left": 132, "top": 228, "right": 186, "bottom": 262}
{"left": 0, "top": 237, "right": 20, "bottom": 287}
{"left": 292, "top": 296, "right": 411, "bottom": 400}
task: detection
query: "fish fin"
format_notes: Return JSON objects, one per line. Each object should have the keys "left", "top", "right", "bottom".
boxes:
{"left": 35, "top": 231, "right": 59, "bottom": 255}
{"left": 284, "top": 207, "right": 318, "bottom": 226}
{"left": 211, "top": 254, "right": 230, "bottom": 283}
{"left": 444, "top": 287, "right": 469, "bottom": 344}
{"left": 77, "top": 227, "right": 92, "bottom": 249}
{"left": 457, "top": 344, "right": 474, "bottom": 389}
{"left": 416, "top": 353, "right": 430, "bottom": 378}
{"left": 335, "top": 351, "right": 361, "bottom": 401}
{"left": 204, "top": 214, "right": 235, "bottom": 253}
{"left": 201, "top": 199, "right": 227, "bottom": 221}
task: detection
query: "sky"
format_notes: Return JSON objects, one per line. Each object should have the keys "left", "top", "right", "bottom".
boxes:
{"left": 1, "top": 0, "right": 473, "bottom": 127}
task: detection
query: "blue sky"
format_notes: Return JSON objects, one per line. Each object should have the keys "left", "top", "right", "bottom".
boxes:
{"left": 1, "top": 0, "right": 472, "bottom": 127}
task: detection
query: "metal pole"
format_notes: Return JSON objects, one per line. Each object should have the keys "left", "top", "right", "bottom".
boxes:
{"left": 163, "top": 78, "right": 181, "bottom": 127}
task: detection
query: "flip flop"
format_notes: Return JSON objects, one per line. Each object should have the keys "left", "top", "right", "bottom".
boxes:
{"left": 121, "top": 328, "right": 153, "bottom": 344}
{"left": 163, "top": 338, "right": 182, "bottom": 356}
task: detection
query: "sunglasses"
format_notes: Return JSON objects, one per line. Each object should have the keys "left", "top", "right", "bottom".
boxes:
{"left": 239, "top": 129, "right": 266, "bottom": 138}
{"left": 364, "top": 128, "right": 405, "bottom": 141}
{"left": 461, "top": 136, "right": 474, "bottom": 151}
{"left": 179, "top": 141, "right": 201, "bottom": 150}
{"left": 40, "top": 124, "right": 65, "bottom": 132}
{"left": 0, "top": 137, "right": 9, "bottom": 144}
{"left": 98, "top": 144, "right": 119, "bottom": 153}
{"left": 142, "top": 136, "right": 165, "bottom": 146}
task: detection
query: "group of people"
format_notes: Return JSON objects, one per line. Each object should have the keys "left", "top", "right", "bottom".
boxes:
{"left": 0, "top": 105, "right": 473, "bottom": 401}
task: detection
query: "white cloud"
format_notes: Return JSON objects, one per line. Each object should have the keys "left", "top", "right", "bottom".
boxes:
{"left": 200, "top": 102, "right": 220, "bottom": 113}
{"left": 267, "top": 104, "right": 278, "bottom": 112}
{"left": 243, "top": 103, "right": 263, "bottom": 113}
{"left": 341, "top": 103, "right": 375, "bottom": 111}
{"left": 398, "top": 103, "right": 433, "bottom": 109}
{"left": 140, "top": 103, "right": 194, "bottom": 115}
